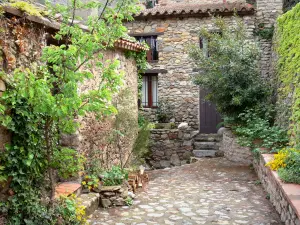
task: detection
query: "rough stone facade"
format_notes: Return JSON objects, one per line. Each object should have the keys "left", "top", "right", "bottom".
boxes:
{"left": 0, "top": 16, "right": 47, "bottom": 151}
{"left": 220, "top": 128, "right": 253, "bottom": 165}
{"left": 148, "top": 124, "right": 195, "bottom": 168}
{"left": 256, "top": 0, "right": 283, "bottom": 80}
{"left": 126, "top": 15, "right": 255, "bottom": 130}
{"left": 254, "top": 154, "right": 300, "bottom": 225}
{"left": 74, "top": 49, "right": 139, "bottom": 169}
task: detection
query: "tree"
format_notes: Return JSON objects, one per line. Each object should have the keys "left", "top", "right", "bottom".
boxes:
{"left": 189, "top": 16, "right": 269, "bottom": 122}
{"left": 0, "top": 0, "right": 141, "bottom": 223}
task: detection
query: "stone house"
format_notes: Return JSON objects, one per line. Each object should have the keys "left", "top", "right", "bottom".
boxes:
{"left": 0, "top": 6, "right": 145, "bottom": 169}
{"left": 126, "top": 0, "right": 283, "bottom": 133}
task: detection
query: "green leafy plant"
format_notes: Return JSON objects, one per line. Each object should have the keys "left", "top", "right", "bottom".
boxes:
{"left": 254, "top": 23, "right": 274, "bottom": 40}
{"left": 102, "top": 166, "right": 128, "bottom": 186}
{"left": 81, "top": 175, "right": 99, "bottom": 191}
{"left": 189, "top": 16, "right": 269, "bottom": 122}
{"left": 0, "top": 0, "right": 141, "bottom": 223}
{"left": 125, "top": 197, "right": 133, "bottom": 206}
{"left": 276, "top": 3, "right": 300, "bottom": 147}
{"left": 52, "top": 148, "right": 85, "bottom": 180}
{"left": 278, "top": 150, "right": 300, "bottom": 184}
{"left": 233, "top": 109, "right": 288, "bottom": 151}
{"left": 156, "top": 101, "right": 174, "bottom": 123}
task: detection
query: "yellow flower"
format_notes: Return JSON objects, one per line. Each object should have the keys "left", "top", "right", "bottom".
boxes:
{"left": 266, "top": 149, "right": 288, "bottom": 171}
{"left": 82, "top": 181, "right": 86, "bottom": 185}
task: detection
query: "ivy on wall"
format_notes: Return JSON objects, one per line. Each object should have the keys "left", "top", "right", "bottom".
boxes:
{"left": 276, "top": 3, "right": 300, "bottom": 146}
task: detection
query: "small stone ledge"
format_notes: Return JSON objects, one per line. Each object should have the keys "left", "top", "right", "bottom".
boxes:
{"left": 77, "top": 193, "right": 100, "bottom": 216}
{"left": 254, "top": 154, "right": 300, "bottom": 224}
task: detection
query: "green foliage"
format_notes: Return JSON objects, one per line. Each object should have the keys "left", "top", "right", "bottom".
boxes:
{"left": 138, "top": 113, "right": 146, "bottom": 128}
{"left": 189, "top": 16, "right": 269, "bottom": 121}
{"left": 125, "top": 48, "right": 148, "bottom": 98}
{"left": 131, "top": 121, "right": 153, "bottom": 165}
{"left": 276, "top": 3, "right": 300, "bottom": 146}
{"left": 0, "top": 0, "right": 141, "bottom": 223}
{"left": 102, "top": 166, "right": 128, "bottom": 186}
{"left": 278, "top": 150, "right": 300, "bottom": 184}
{"left": 125, "top": 197, "right": 133, "bottom": 206}
{"left": 278, "top": 167, "right": 300, "bottom": 184}
{"left": 156, "top": 101, "right": 174, "bottom": 123}
{"left": 254, "top": 23, "right": 274, "bottom": 40}
{"left": 233, "top": 109, "right": 288, "bottom": 151}
{"left": 52, "top": 148, "right": 85, "bottom": 179}
{"left": 81, "top": 175, "right": 99, "bottom": 191}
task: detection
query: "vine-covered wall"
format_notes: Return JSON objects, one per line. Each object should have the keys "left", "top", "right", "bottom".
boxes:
{"left": 0, "top": 16, "right": 46, "bottom": 151}
{"left": 276, "top": 3, "right": 300, "bottom": 146}
{"left": 0, "top": 13, "right": 139, "bottom": 170}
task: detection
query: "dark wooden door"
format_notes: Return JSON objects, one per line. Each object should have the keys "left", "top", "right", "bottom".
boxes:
{"left": 200, "top": 88, "right": 222, "bottom": 134}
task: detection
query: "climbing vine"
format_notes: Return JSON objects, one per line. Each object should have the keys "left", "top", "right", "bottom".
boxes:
{"left": 0, "top": 0, "right": 140, "bottom": 223}
{"left": 276, "top": 3, "right": 300, "bottom": 146}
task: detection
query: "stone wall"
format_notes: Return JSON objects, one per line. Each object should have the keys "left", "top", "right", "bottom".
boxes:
{"left": 220, "top": 128, "right": 253, "bottom": 165}
{"left": 256, "top": 0, "right": 283, "bottom": 80}
{"left": 65, "top": 49, "right": 139, "bottom": 169}
{"left": 0, "top": 16, "right": 47, "bottom": 151}
{"left": 126, "top": 15, "right": 255, "bottom": 130}
{"left": 254, "top": 154, "right": 300, "bottom": 224}
{"left": 148, "top": 123, "right": 195, "bottom": 168}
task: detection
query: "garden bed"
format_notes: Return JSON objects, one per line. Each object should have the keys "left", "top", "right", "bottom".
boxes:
{"left": 254, "top": 154, "right": 300, "bottom": 224}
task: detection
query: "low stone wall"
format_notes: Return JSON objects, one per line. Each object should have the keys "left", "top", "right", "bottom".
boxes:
{"left": 99, "top": 185, "right": 128, "bottom": 208}
{"left": 148, "top": 123, "right": 195, "bottom": 169}
{"left": 221, "top": 128, "right": 253, "bottom": 165}
{"left": 254, "top": 154, "right": 300, "bottom": 224}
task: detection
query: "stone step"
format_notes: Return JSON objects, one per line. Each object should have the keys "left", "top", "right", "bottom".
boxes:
{"left": 194, "top": 134, "right": 222, "bottom": 142}
{"left": 194, "top": 141, "right": 219, "bottom": 150}
{"left": 77, "top": 193, "right": 100, "bottom": 216}
{"left": 193, "top": 150, "right": 217, "bottom": 158}
{"left": 55, "top": 182, "right": 82, "bottom": 199}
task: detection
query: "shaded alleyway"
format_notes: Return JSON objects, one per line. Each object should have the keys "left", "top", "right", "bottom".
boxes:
{"left": 90, "top": 158, "right": 282, "bottom": 225}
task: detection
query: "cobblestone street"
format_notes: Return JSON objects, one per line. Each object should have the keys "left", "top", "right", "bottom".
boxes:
{"left": 90, "top": 158, "right": 282, "bottom": 225}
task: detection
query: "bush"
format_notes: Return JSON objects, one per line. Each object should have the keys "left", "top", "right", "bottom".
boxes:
{"left": 189, "top": 16, "right": 269, "bottom": 121}
{"left": 102, "top": 166, "right": 128, "bottom": 186}
{"left": 266, "top": 148, "right": 300, "bottom": 184}
{"left": 233, "top": 109, "right": 288, "bottom": 151}
{"left": 278, "top": 168, "right": 300, "bottom": 184}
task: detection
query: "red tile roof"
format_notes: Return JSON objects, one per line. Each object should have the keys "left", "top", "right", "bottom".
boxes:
{"left": 134, "top": 2, "right": 255, "bottom": 19}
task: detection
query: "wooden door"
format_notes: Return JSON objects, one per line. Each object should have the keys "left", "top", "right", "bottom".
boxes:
{"left": 200, "top": 88, "right": 222, "bottom": 134}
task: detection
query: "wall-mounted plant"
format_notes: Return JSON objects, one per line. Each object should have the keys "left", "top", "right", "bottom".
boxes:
{"left": 156, "top": 101, "right": 174, "bottom": 123}
{"left": 254, "top": 23, "right": 274, "bottom": 40}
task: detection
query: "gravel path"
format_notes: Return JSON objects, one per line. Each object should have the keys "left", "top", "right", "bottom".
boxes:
{"left": 90, "top": 158, "right": 282, "bottom": 225}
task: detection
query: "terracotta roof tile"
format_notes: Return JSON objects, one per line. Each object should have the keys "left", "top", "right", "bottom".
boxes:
{"left": 134, "top": 2, "right": 255, "bottom": 19}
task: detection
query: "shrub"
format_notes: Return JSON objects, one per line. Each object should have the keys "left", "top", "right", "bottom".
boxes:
{"left": 189, "top": 16, "right": 269, "bottom": 121}
{"left": 266, "top": 148, "right": 300, "bottom": 184}
{"left": 233, "top": 109, "right": 288, "bottom": 151}
{"left": 278, "top": 168, "right": 300, "bottom": 184}
{"left": 102, "top": 166, "right": 128, "bottom": 186}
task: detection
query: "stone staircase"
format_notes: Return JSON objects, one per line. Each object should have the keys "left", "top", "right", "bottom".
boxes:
{"left": 192, "top": 133, "right": 223, "bottom": 158}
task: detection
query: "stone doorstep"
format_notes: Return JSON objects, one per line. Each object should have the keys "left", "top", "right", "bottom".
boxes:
{"left": 262, "top": 154, "right": 300, "bottom": 219}
{"left": 194, "top": 141, "right": 219, "bottom": 150}
{"left": 194, "top": 134, "right": 222, "bottom": 142}
{"left": 193, "top": 150, "right": 217, "bottom": 158}
{"left": 55, "top": 182, "right": 81, "bottom": 199}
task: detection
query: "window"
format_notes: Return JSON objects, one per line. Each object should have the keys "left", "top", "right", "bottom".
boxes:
{"left": 141, "top": 74, "right": 158, "bottom": 108}
{"left": 136, "top": 36, "right": 159, "bottom": 62}
{"left": 146, "top": 0, "right": 159, "bottom": 9}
